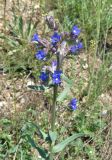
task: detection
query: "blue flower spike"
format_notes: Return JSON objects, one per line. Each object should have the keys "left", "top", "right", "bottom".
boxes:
{"left": 51, "top": 32, "right": 61, "bottom": 46}
{"left": 35, "top": 50, "right": 46, "bottom": 60}
{"left": 32, "top": 33, "right": 39, "bottom": 42}
{"left": 52, "top": 70, "right": 62, "bottom": 85}
{"left": 69, "top": 98, "right": 78, "bottom": 111}
{"left": 72, "top": 26, "right": 80, "bottom": 36}
{"left": 39, "top": 72, "right": 49, "bottom": 81}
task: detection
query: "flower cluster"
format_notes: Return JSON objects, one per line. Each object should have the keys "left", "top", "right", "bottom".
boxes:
{"left": 52, "top": 70, "right": 62, "bottom": 85}
{"left": 71, "top": 25, "right": 80, "bottom": 36}
{"left": 31, "top": 33, "right": 39, "bottom": 42}
{"left": 39, "top": 72, "right": 49, "bottom": 81}
{"left": 31, "top": 17, "right": 82, "bottom": 110}
{"left": 35, "top": 50, "right": 46, "bottom": 60}
{"left": 70, "top": 42, "right": 83, "bottom": 54}
{"left": 69, "top": 98, "right": 78, "bottom": 110}
{"left": 51, "top": 32, "right": 61, "bottom": 46}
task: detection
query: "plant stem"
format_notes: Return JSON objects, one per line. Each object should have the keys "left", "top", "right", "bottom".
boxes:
{"left": 51, "top": 84, "right": 58, "bottom": 132}
{"left": 49, "top": 84, "right": 58, "bottom": 160}
{"left": 49, "top": 52, "right": 60, "bottom": 160}
{"left": 51, "top": 52, "right": 60, "bottom": 131}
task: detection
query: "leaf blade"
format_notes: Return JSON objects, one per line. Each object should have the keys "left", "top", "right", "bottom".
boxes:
{"left": 57, "top": 86, "right": 70, "bottom": 102}
{"left": 27, "top": 135, "right": 48, "bottom": 159}
{"left": 52, "top": 133, "right": 85, "bottom": 153}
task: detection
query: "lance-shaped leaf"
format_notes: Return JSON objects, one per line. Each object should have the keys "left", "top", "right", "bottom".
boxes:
{"left": 52, "top": 133, "right": 85, "bottom": 153}
{"left": 18, "top": 16, "right": 23, "bottom": 37}
{"left": 28, "top": 84, "right": 53, "bottom": 91}
{"left": 61, "top": 74, "right": 73, "bottom": 87}
{"left": 27, "top": 135, "right": 48, "bottom": 159}
{"left": 28, "top": 85, "right": 46, "bottom": 91}
{"left": 57, "top": 85, "right": 70, "bottom": 102}
{"left": 48, "top": 131, "right": 57, "bottom": 144}
{"left": 30, "top": 122, "right": 48, "bottom": 141}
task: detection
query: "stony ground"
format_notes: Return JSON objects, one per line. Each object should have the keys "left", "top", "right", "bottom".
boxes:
{"left": 0, "top": 0, "right": 45, "bottom": 117}
{"left": 0, "top": 74, "right": 39, "bottom": 117}
{"left": 0, "top": 0, "right": 42, "bottom": 32}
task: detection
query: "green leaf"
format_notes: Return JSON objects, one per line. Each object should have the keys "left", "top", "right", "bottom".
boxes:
{"left": 57, "top": 86, "right": 70, "bottom": 102}
{"left": 57, "top": 74, "right": 73, "bottom": 102}
{"left": 27, "top": 20, "right": 31, "bottom": 37}
{"left": 9, "top": 145, "right": 18, "bottom": 154}
{"left": 0, "top": 118, "right": 11, "bottom": 125}
{"left": 28, "top": 85, "right": 46, "bottom": 91}
{"left": 52, "top": 133, "right": 85, "bottom": 153}
{"left": 49, "top": 131, "right": 57, "bottom": 143}
{"left": 32, "top": 21, "right": 38, "bottom": 30}
{"left": 27, "top": 122, "right": 48, "bottom": 141}
{"left": 29, "top": 22, "right": 38, "bottom": 39}
{"left": 27, "top": 135, "right": 37, "bottom": 148}
{"left": 61, "top": 74, "right": 73, "bottom": 87}
{"left": 18, "top": 16, "right": 23, "bottom": 37}
{"left": 27, "top": 135, "right": 48, "bottom": 159}
{"left": 28, "top": 84, "right": 53, "bottom": 91}
{"left": 5, "top": 37, "right": 19, "bottom": 47}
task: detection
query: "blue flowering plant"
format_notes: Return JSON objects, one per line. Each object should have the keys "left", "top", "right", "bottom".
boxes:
{"left": 27, "top": 16, "right": 84, "bottom": 160}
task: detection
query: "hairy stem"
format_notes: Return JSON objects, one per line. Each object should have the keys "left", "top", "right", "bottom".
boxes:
{"left": 51, "top": 85, "right": 58, "bottom": 131}
{"left": 51, "top": 52, "right": 60, "bottom": 131}
{"left": 49, "top": 85, "right": 57, "bottom": 160}
{"left": 49, "top": 52, "right": 60, "bottom": 160}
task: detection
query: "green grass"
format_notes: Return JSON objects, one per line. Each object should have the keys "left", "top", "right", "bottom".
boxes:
{"left": 0, "top": 0, "right": 112, "bottom": 159}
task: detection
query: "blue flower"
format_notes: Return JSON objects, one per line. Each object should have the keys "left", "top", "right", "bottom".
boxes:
{"left": 35, "top": 50, "right": 46, "bottom": 60}
{"left": 70, "top": 42, "right": 83, "bottom": 53}
{"left": 32, "top": 33, "right": 39, "bottom": 42}
{"left": 72, "top": 26, "right": 80, "bottom": 36}
{"left": 77, "top": 42, "right": 83, "bottom": 49}
{"left": 69, "top": 98, "right": 78, "bottom": 110}
{"left": 39, "top": 72, "right": 49, "bottom": 81}
{"left": 70, "top": 45, "right": 78, "bottom": 53}
{"left": 52, "top": 70, "right": 62, "bottom": 85}
{"left": 51, "top": 32, "right": 61, "bottom": 46}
